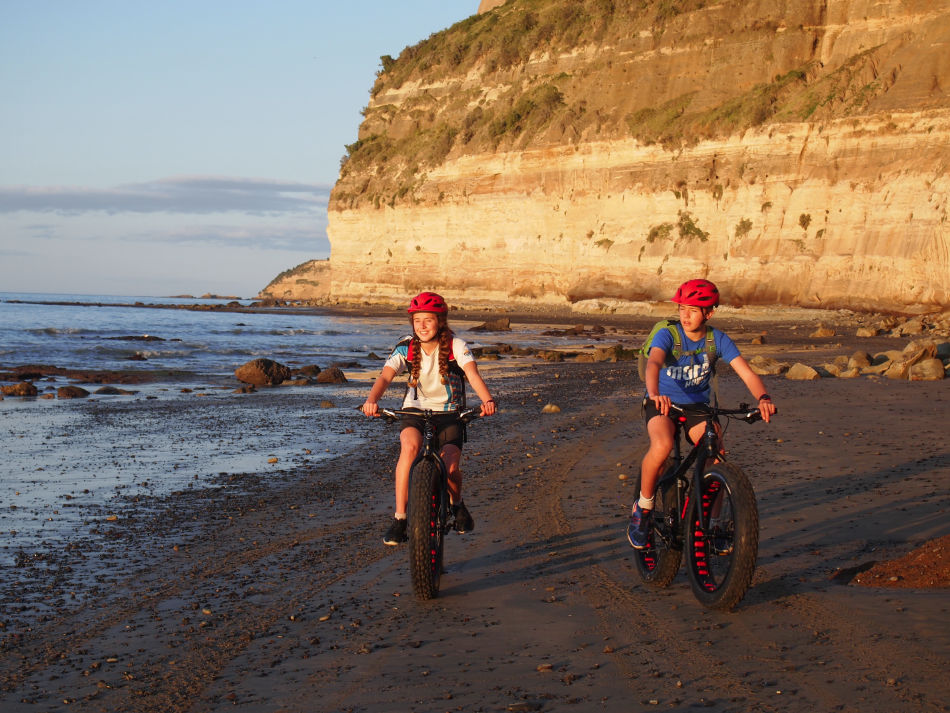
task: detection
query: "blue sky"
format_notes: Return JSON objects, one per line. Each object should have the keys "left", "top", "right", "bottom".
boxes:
{"left": 0, "top": 1, "right": 475, "bottom": 297}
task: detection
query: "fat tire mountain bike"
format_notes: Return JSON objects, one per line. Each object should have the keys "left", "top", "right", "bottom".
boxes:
{"left": 375, "top": 407, "right": 480, "bottom": 600}
{"left": 632, "top": 402, "right": 771, "bottom": 610}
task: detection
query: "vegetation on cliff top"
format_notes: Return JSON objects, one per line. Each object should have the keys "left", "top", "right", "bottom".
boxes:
{"left": 331, "top": 0, "right": 914, "bottom": 210}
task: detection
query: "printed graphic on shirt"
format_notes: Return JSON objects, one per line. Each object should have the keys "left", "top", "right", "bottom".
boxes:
{"left": 665, "top": 354, "right": 712, "bottom": 388}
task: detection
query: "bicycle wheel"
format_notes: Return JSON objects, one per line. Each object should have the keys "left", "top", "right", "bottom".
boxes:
{"left": 631, "top": 448, "right": 682, "bottom": 587}
{"left": 407, "top": 457, "right": 447, "bottom": 600}
{"left": 685, "top": 462, "right": 759, "bottom": 610}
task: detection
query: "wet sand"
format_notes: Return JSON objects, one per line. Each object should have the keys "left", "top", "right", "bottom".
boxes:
{"left": 1, "top": 315, "right": 948, "bottom": 713}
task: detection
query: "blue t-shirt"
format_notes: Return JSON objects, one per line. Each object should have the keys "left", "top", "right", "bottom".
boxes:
{"left": 645, "top": 323, "right": 741, "bottom": 404}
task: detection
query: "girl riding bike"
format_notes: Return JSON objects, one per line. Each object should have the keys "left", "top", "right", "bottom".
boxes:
{"left": 360, "top": 292, "right": 496, "bottom": 546}
{"left": 629, "top": 279, "right": 777, "bottom": 549}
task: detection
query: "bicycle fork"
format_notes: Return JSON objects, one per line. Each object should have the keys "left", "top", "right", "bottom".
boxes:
{"left": 690, "top": 419, "right": 721, "bottom": 537}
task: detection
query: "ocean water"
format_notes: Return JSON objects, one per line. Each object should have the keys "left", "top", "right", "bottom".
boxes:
{"left": 0, "top": 292, "right": 408, "bottom": 381}
{"left": 0, "top": 292, "right": 605, "bottom": 565}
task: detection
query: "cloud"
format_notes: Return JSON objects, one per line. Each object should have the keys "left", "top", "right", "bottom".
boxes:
{"left": 0, "top": 176, "right": 332, "bottom": 215}
{"left": 132, "top": 222, "right": 330, "bottom": 253}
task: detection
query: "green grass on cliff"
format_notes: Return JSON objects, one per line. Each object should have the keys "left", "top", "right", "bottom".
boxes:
{"left": 333, "top": 0, "right": 902, "bottom": 209}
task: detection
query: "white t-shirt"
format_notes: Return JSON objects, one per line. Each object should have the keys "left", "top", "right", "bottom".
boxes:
{"left": 385, "top": 335, "right": 474, "bottom": 411}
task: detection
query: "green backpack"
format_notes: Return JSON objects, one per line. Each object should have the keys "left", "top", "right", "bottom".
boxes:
{"left": 637, "top": 319, "right": 719, "bottom": 402}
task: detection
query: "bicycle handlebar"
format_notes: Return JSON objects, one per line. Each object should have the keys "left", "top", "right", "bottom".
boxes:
{"left": 668, "top": 402, "right": 776, "bottom": 424}
{"left": 357, "top": 405, "right": 482, "bottom": 424}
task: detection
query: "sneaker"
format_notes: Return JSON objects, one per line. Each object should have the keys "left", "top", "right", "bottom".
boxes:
{"left": 626, "top": 503, "right": 653, "bottom": 550}
{"left": 383, "top": 517, "right": 408, "bottom": 546}
{"left": 453, "top": 501, "right": 475, "bottom": 533}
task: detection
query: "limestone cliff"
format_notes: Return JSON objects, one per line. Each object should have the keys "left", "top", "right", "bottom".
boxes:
{"left": 318, "top": 0, "right": 950, "bottom": 314}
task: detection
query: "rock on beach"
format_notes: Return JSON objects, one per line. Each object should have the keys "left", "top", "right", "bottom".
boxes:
{"left": 235, "top": 358, "right": 292, "bottom": 386}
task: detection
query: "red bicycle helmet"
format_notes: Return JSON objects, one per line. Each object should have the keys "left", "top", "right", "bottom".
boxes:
{"left": 407, "top": 291, "right": 448, "bottom": 314}
{"left": 672, "top": 279, "right": 720, "bottom": 307}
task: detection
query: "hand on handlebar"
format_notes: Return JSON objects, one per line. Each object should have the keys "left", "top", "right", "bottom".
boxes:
{"left": 757, "top": 398, "right": 776, "bottom": 423}
{"left": 479, "top": 398, "right": 497, "bottom": 417}
{"left": 360, "top": 401, "right": 379, "bottom": 418}
{"left": 650, "top": 394, "right": 672, "bottom": 416}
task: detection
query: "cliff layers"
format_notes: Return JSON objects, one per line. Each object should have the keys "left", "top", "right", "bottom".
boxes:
{"left": 320, "top": 0, "right": 950, "bottom": 314}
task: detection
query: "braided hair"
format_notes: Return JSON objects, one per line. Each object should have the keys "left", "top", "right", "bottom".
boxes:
{"left": 408, "top": 314, "right": 453, "bottom": 387}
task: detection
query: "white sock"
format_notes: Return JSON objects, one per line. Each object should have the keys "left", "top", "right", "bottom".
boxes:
{"left": 637, "top": 495, "right": 655, "bottom": 511}
{"left": 394, "top": 513, "right": 406, "bottom": 520}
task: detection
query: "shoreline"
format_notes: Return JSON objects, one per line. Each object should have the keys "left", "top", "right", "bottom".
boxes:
{"left": 7, "top": 294, "right": 947, "bottom": 327}
{"left": 1, "top": 309, "right": 948, "bottom": 712}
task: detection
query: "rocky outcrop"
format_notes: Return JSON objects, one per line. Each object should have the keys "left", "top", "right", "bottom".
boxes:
{"left": 315, "top": 0, "right": 950, "bottom": 314}
{"left": 259, "top": 259, "right": 331, "bottom": 301}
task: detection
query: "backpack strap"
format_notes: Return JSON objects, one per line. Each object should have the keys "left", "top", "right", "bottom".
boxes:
{"left": 705, "top": 325, "right": 719, "bottom": 406}
{"left": 665, "top": 322, "right": 683, "bottom": 360}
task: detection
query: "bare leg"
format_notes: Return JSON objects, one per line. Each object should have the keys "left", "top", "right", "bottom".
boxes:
{"left": 394, "top": 427, "right": 421, "bottom": 514}
{"left": 441, "top": 444, "right": 462, "bottom": 504}
{"left": 640, "top": 415, "right": 675, "bottom": 502}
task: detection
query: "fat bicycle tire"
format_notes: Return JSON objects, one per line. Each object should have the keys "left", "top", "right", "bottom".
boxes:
{"left": 685, "top": 462, "right": 759, "bottom": 611}
{"left": 408, "top": 457, "right": 447, "bottom": 600}
{"left": 631, "top": 446, "right": 682, "bottom": 587}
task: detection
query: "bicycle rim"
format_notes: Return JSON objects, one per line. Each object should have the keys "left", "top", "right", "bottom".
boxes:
{"left": 685, "top": 463, "right": 759, "bottom": 610}
{"left": 408, "top": 458, "right": 446, "bottom": 600}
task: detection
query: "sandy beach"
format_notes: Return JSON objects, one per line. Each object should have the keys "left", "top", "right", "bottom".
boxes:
{"left": 1, "top": 309, "right": 948, "bottom": 713}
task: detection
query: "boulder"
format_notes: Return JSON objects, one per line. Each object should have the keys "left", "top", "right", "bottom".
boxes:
{"left": 234, "top": 358, "right": 291, "bottom": 386}
{"left": 902, "top": 339, "right": 938, "bottom": 359}
{"left": 820, "top": 363, "right": 842, "bottom": 377}
{"left": 95, "top": 386, "right": 137, "bottom": 395}
{"left": 748, "top": 355, "right": 789, "bottom": 376}
{"left": 909, "top": 359, "right": 945, "bottom": 381}
{"left": 786, "top": 363, "right": 820, "bottom": 380}
{"left": 894, "top": 317, "right": 926, "bottom": 336}
{"left": 884, "top": 360, "right": 911, "bottom": 380}
{"left": 874, "top": 350, "right": 904, "bottom": 364}
{"left": 316, "top": 366, "right": 348, "bottom": 384}
{"left": 855, "top": 327, "right": 880, "bottom": 337}
{"left": 862, "top": 360, "right": 893, "bottom": 375}
{"left": 848, "top": 351, "right": 872, "bottom": 369}
{"left": 57, "top": 386, "right": 90, "bottom": 399}
{"left": 2, "top": 381, "right": 38, "bottom": 397}
{"left": 810, "top": 325, "right": 836, "bottom": 338}
{"left": 470, "top": 317, "right": 511, "bottom": 332}
{"left": 592, "top": 343, "right": 638, "bottom": 362}
{"left": 542, "top": 325, "right": 587, "bottom": 336}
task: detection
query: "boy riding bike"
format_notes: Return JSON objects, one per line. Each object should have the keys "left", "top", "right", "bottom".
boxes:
{"left": 628, "top": 279, "right": 777, "bottom": 549}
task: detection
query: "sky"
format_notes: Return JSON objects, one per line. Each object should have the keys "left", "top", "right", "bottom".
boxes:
{"left": 0, "top": 1, "right": 476, "bottom": 297}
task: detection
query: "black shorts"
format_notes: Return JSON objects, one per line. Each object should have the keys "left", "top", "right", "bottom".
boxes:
{"left": 642, "top": 398, "right": 713, "bottom": 434}
{"left": 399, "top": 410, "right": 465, "bottom": 450}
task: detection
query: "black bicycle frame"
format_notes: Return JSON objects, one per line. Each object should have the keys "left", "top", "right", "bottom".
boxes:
{"left": 663, "top": 408, "right": 727, "bottom": 539}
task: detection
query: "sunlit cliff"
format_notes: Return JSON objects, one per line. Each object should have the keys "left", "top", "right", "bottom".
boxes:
{"left": 267, "top": 0, "right": 950, "bottom": 314}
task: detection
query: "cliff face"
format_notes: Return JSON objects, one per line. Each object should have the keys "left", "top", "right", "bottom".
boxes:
{"left": 320, "top": 0, "right": 950, "bottom": 314}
